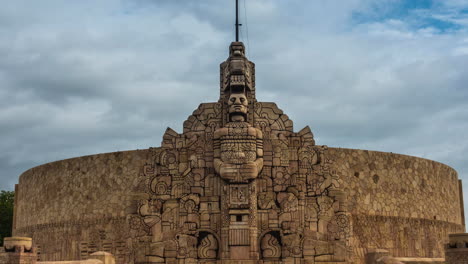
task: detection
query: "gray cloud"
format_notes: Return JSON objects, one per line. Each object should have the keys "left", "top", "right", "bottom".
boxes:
{"left": 1, "top": 0, "right": 468, "bottom": 226}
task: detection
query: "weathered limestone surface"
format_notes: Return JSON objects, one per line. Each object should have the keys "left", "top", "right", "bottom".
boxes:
{"left": 13, "top": 147, "right": 463, "bottom": 263}
{"left": 445, "top": 233, "right": 468, "bottom": 263}
{"left": 365, "top": 249, "right": 445, "bottom": 264}
{"left": 328, "top": 148, "right": 462, "bottom": 222}
{"left": 87, "top": 252, "right": 114, "bottom": 264}
{"left": 0, "top": 238, "right": 115, "bottom": 264}
{"left": 0, "top": 251, "right": 37, "bottom": 264}
{"left": 14, "top": 150, "right": 152, "bottom": 262}
{"left": 11, "top": 42, "right": 465, "bottom": 264}
{"left": 394, "top": 258, "right": 444, "bottom": 264}
{"left": 37, "top": 251, "right": 114, "bottom": 264}
{"left": 38, "top": 261, "right": 101, "bottom": 264}
{"left": 0, "top": 237, "right": 37, "bottom": 264}
{"left": 3, "top": 238, "right": 33, "bottom": 252}
{"left": 327, "top": 148, "right": 465, "bottom": 259}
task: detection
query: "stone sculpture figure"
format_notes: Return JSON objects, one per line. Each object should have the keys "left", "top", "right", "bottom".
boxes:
{"left": 127, "top": 41, "right": 351, "bottom": 264}
{"left": 9, "top": 10, "right": 466, "bottom": 262}
{"left": 213, "top": 92, "right": 263, "bottom": 183}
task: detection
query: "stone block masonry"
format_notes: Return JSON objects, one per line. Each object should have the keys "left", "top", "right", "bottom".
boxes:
{"left": 446, "top": 233, "right": 468, "bottom": 264}
{"left": 11, "top": 42, "right": 465, "bottom": 264}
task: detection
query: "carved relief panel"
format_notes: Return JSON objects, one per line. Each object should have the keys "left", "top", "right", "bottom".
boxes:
{"left": 127, "top": 42, "right": 351, "bottom": 264}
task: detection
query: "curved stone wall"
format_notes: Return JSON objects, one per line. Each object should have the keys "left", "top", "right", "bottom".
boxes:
{"left": 328, "top": 148, "right": 463, "bottom": 223}
{"left": 13, "top": 147, "right": 464, "bottom": 262}
{"left": 326, "top": 148, "right": 465, "bottom": 259}
{"left": 14, "top": 150, "right": 152, "bottom": 229}
{"left": 13, "top": 150, "right": 152, "bottom": 262}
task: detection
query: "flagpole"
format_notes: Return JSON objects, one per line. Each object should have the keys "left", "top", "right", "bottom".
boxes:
{"left": 236, "top": 0, "right": 239, "bottom": 41}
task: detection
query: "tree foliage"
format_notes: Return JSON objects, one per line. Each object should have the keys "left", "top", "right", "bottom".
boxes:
{"left": 0, "top": 190, "right": 14, "bottom": 246}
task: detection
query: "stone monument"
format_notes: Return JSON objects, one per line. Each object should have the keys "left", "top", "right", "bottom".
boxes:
{"left": 130, "top": 41, "right": 350, "bottom": 263}
{"left": 8, "top": 6, "right": 466, "bottom": 264}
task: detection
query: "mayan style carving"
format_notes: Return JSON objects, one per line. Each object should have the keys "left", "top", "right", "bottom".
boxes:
{"left": 214, "top": 93, "right": 264, "bottom": 183}
{"left": 10, "top": 33, "right": 466, "bottom": 264}
{"left": 260, "top": 233, "right": 281, "bottom": 259}
{"left": 123, "top": 41, "right": 352, "bottom": 263}
{"left": 198, "top": 234, "right": 218, "bottom": 259}
{"left": 138, "top": 199, "right": 163, "bottom": 242}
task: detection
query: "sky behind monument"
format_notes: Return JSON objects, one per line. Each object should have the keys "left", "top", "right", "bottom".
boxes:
{"left": 1, "top": 0, "right": 468, "bottom": 218}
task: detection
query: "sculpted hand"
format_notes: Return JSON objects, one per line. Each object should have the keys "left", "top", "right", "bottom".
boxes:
{"left": 240, "top": 162, "right": 259, "bottom": 180}
{"left": 219, "top": 163, "right": 238, "bottom": 180}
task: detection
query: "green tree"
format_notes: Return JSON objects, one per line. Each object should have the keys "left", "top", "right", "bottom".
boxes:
{"left": 0, "top": 190, "right": 14, "bottom": 246}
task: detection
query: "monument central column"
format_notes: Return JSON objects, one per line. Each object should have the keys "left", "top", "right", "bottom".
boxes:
{"left": 214, "top": 42, "right": 263, "bottom": 261}
{"left": 128, "top": 41, "right": 350, "bottom": 264}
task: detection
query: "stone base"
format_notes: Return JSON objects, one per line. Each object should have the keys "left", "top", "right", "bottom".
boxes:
{"left": 445, "top": 233, "right": 468, "bottom": 264}
{"left": 365, "top": 249, "right": 392, "bottom": 264}
{"left": 88, "top": 252, "right": 115, "bottom": 264}
{"left": 394, "top": 258, "right": 445, "bottom": 264}
{"left": 37, "top": 261, "right": 102, "bottom": 264}
{"left": 446, "top": 248, "right": 468, "bottom": 263}
{"left": 0, "top": 251, "right": 37, "bottom": 264}
{"left": 365, "top": 249, "right": 445, "bottom": 264}
{"left": 1, "top": 237, "right": 37, "bottom": 264}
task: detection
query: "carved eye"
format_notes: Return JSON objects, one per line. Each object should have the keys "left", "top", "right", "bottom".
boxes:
{"left": 230, "top": 98, "right": 236, "bottom": 102}
{"left": 240, "top": 98, "right": 245, "bottom": 103}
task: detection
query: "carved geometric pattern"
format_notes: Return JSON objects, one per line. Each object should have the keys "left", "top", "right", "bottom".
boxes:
{"left": 128, "top": 42, "right": 350, "bottom": 263}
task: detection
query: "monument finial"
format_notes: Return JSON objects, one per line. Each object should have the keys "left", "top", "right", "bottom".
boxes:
{"left": 235, "top": 0, "right": 242, "bottom": 41}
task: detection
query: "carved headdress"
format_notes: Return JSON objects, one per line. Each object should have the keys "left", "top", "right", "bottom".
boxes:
{"left": 220, "top": 42, "right": 256, "bottom": 124}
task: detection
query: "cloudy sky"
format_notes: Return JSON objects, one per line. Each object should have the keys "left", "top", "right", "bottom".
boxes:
{"left": 1, "top": 0, "right": 468, "bottom": 213}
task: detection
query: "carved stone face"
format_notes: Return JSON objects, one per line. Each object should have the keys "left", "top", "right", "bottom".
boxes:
{"left": 228, "top": 93, "right": 248, "bottom": 116}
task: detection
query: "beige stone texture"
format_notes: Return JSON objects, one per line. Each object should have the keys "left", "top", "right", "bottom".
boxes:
{"left": 10, "top": 42, "right": 465, "bottom": 264}
{"left": 366, "top": 249, "right": 391, "bottom": 264}
{"left": 445, "top": 233, "right": 468, "bottom": 264}
{"left": 327, "top": 148, "right": 463, "bottom": 223}
{"left": 376, "top": 256, "right": 404, "bottom": 264}
{"left": 326, "top": 148, "right": 465, "bottom": 260}
{"left": 0, "top": 251, "right": 37, "bottom": 264}
{"left": 13, "top": 150, "right": 151, "bottom": 262}
{"left": 12, "top": 147, "right": 464, "bottom": 263}
{"left": 3, "top": 237, "right": 32, "bottom": 252}
{"left": 88, "top": 252, "right": 114, "bottom": 264}
{"left": 365, "top": 249, "right": 446, "bottom": 263}
{"left": 38, "top": 261, "right": 102, "bottom": 264}
{"left": 393, "top": 258, "right": 444, "bottom": 263}
{"left": 1, "top": 237, "right": 37, "bottom": 264}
